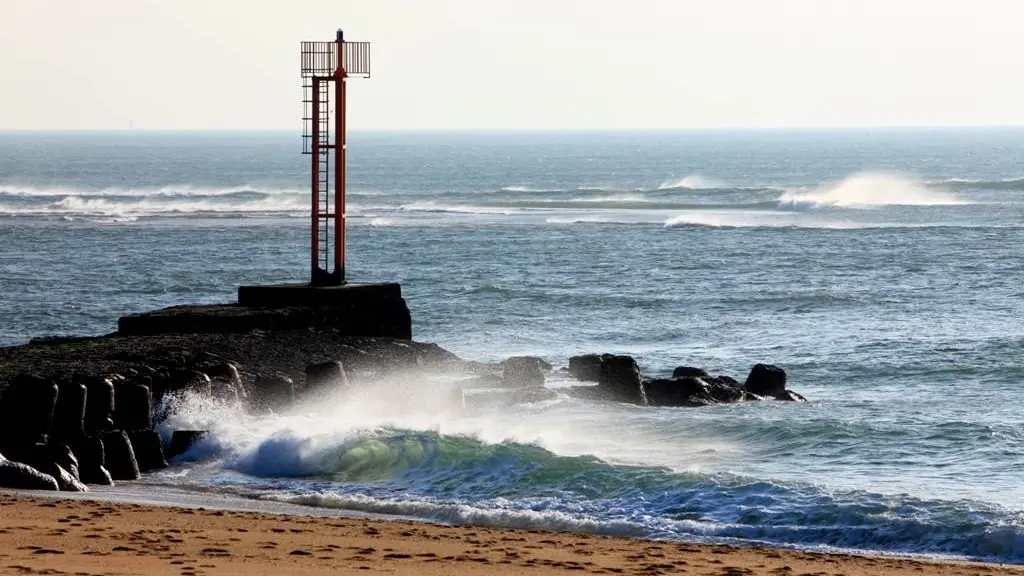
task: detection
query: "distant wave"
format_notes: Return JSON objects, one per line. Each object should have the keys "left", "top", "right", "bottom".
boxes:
{"left": 0, "top": 183, "right": 305, "bottom": 197}
{"left": 0, "top": 190, "right": 306, "bottom": 220}
{"left": 657, "top": 174, "right": 728, "bottom": 190}
{"left": 777, "top": 173, "right": 968, "bottom": 210}
{"left": 932, "top": 177, "right": 1024, "bottom": 191}
{"left": 501, "top": 185, "right": 565, "bottom": 193}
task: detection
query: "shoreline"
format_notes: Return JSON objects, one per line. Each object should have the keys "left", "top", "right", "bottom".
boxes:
{"left": 2, "top": 490, "right": 1021, "bottom": 576}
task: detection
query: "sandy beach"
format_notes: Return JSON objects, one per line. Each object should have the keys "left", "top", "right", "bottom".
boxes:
{"left": 0, "top": 491, "right": 1018, "bottom": 576}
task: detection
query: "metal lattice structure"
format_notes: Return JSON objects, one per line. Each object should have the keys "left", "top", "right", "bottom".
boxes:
{"left": 300, "top": 31, "right": 370, "bottom": 286}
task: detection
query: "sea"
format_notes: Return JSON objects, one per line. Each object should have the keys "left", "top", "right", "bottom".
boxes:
{"left": 2, "top": 129, "right": 1024, "bottom": 563}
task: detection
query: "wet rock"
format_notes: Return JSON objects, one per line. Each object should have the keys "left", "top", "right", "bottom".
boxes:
{"left": 113, "top": 383, "right": 153, "bottom": 431}
{"left": 158, "top": 370, "right": 213, "bottom": 402}
{"left": 205, "top": 362, "right": 245, "bottom": 403}
{"left": 643, "top": 376, "right": 743, "bottom": 407}
{"left": 82, "top": 376, "right": 116, "bottom": 434}
{"left": 167, "top": 430, "right": 207, "bottom": 460}
{"left": 98, "top": 430, "right": 139, "bottom": 481}
{"left": 128, "top": 429, "right": 168, "bottom": 472}
{"left": 743, "top": 364, "right": 787, "bottom": 397}
{"left": 598, "top": 355, "right": 644, "bottom": 404}
{"left": 51, "top": 379, "right": 87, "bottom": 442}
{"left": 502, "top": 356, "right": 547, "bottom": 388}
{"left": 568, "top": 354, "right": 607, "bottom": 382}
{"left": 775, "top": 389, "right": 807, "bottom": 402}
{"left": 0, "top": 374, "right": 59, "bottom": 447}
{"left": 304, "top": 361, "right": 349, "bottom": 397}
{"left": 251, "top": 373, "right": 295, "bottom": 411}
{"left": 49, "top": 443, "right": 81, "bottom": 483}
{"left": 0, "top": 453, "right": 59, "bottom": 491}
{"left": 70, "top": 435, "right": 113, "bottom": 486}
{"left": 672, "top": 366, "right": 708, "bottom": 379}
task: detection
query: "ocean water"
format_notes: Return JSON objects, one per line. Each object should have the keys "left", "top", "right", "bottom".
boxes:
{"left": 2, "top": 129, "right": 1024, "bottom": 563}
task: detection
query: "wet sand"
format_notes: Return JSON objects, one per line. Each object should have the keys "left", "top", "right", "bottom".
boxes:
{"left": 0, "top": 491, "right": 1020, "bottom": 576}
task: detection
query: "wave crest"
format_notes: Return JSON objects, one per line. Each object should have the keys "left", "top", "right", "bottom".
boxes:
{"left": 778, "top": 173, "right": 967, "bottom": 210}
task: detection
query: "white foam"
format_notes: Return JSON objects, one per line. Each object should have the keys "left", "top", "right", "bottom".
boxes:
{"left": 778, "top": 173, "right": 967, "bottom": 209}
{"left": 658, "top": 174, "right": 727, "bottom": 190}
{"left": 0, "top": 183, "right": 305, "bottom": 197}
{"left": 398, "top": 201, "right": 514, "bottom": 215}
{"left": 501, "top": 185, "right": 563, "bottom": 193}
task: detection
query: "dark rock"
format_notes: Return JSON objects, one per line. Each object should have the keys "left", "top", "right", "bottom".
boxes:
{"left": 113, "top": 383, "right": 153, "bottom": 432}
{"left": 160, "top": 370, "right": 213, "bottom": 401}
{"left": 205, "top": 362, "right": 245, "bottom": 403}
{"left": 70, "top": 435, "right": 113, "bottom": 486}
{"left": 304, "top": 361, "right": 349, "bottom": 397}
{"left": 743, "top": 364, "right": 787, "bottom": 397}
{"left": 98, "top": 430, "right": 139, "bottom": 481}
{"left": 643, "top": 376, "right": 744, "bottom": 407}
{"left": 501, "top": 356, "right": 547, "bottom": 388}
{"left": 776, "top": 389, "right": 807, "bottom": 402}
{"left": 672, "top": 366, "right": 709, "bottom": 379}
{"left": 49, "top": 443, "right": 81, "bottom": 482}
{"left": 167, "top": 430, "right": 207, "bottom": 460}
{"left": 597, "top": 355, "right": 645, "bottom": 404}
{"left": 716, "top": 375, "right": 740, "bottom": 388}
{"left": 0, "top": 453, "right": 59, "bottom": 491}
{"left": 82, "top": 376, "right": 116, "bottom": 434}
{"left": 251, "top": 373, "right": 295, "bottom": 411}
{"left": 128, "top": 429, "right": 168, "bottom": 472}
{"left": 568, "top": 354, "right": 607, "bottom": 382}
{"left": 0, "top": 374, "right": 59, "bottom": 447}
{"left": 51, "top": 379, "right": 87, "bottom": 442}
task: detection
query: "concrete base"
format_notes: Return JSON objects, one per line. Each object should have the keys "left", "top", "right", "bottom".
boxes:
{"left": 237, "top": 282, "right": 403, "bottom": 308}
{"left": 117, "top": 283, "right": 412, "bottom": 339}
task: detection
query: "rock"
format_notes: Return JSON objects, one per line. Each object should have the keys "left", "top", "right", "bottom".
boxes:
{"left": 167, "top": 430, "right": 207, "bottom": 460}
{"left": 643, "top": 376, "right": 743, "bottom": 407}
{"left": 128, "top": 429, "right": 168, "bottom": 472}
{"left": 98, "top": 430, "right": 139, "bottom": 481}
{"left": 158, "top": 370, "right": 213, "bottom": 402}
{"left": 205, "top": 362, "right": 245, "bottom": 403}
{"left": 82, "top": 376, "right": 116, "bottom": 434}
{"left": 0, "top": 374, "right": 59, "bottom": 447}
{"left": 672, "top": 366, "right": 708, "bottom": 379}
{"left": 250, "top": 373, "right": 295, "bottom": 411}
{"left": 50, "top": 379, "right": 87, "bottom": 442}
{"left": 0, "top": 453, "right": 59, "bottom": 491}
{"left": 70, "top": 435, "right": 113, "bottom": 486}
{"left": 775, "top": 389, "right": 807, "bottom": 402}
{"left": 743, "top": 364, "right": 788, "bottom": 398}
{"left": 113, "top": 383, "right": 153, "bottom": 431}
{"left": 501, "top": 356, "right": 547, "bottom": 387}
{"left": 49, "top": 443, "right": 81, "bottom": 483}
{"left": 598, "top": 355, "right": 644, "bottom": 404}
{"left": 568, "top": 354, "right": 607, "bottom": 382}
{"left": 304, "top": 361, "right": 349, "bottom": 398}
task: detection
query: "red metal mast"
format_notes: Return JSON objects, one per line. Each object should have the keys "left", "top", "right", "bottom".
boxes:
{"left": 301, "top": 30, "right": 370, "bottom": 286}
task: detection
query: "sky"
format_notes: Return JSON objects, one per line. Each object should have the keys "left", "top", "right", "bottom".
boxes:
{"left": 1, "top": 0, "right": 1023, "bottom": 131}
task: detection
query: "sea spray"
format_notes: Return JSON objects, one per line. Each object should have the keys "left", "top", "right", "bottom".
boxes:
{"left": 777, "top": 173, "right": 968, "bottom": 209}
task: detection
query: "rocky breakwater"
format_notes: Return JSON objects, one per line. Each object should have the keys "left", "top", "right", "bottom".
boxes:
{"left": 565, "top": 354, "right": 806, "bottom": 406}
{"left": 454, "top": 354, "right": 806, "bottom": 409}
{"left": 0, "top": 322, "right": 461, "bottom": 492}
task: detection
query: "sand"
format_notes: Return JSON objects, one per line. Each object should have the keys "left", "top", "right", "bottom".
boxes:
{"left": 0, "top": 491, "right": 1020, "bottom": 576}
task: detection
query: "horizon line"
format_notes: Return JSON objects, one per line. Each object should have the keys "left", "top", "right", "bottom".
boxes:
{"left": 3, "top": 124, "right": 1024, "bottom": 134}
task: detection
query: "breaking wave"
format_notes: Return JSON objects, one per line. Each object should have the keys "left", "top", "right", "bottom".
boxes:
{"left": 777, "top": 173, "right": 968, "bottom": 209}
{"left": 658, "top": 174, "right": 728, "bottom": 190}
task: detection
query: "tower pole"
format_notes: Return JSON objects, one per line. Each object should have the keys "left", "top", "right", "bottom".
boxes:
{"left": 335, "top": 30, "right": 347, "bottom": 284}
{"left": 310, "top": 76, "right": 321, "bottom": 282}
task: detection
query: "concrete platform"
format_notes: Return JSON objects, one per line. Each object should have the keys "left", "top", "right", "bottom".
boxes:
{"left": 117, "top": 283, "right": 412, "bottom": 339}
{"left": 237, "top": 282, "right": 403, "bottom": 308}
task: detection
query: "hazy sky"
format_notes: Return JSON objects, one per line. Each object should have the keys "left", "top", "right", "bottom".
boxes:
{"left": 2, "top": 0, "right": 1023, "bottom": 130}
